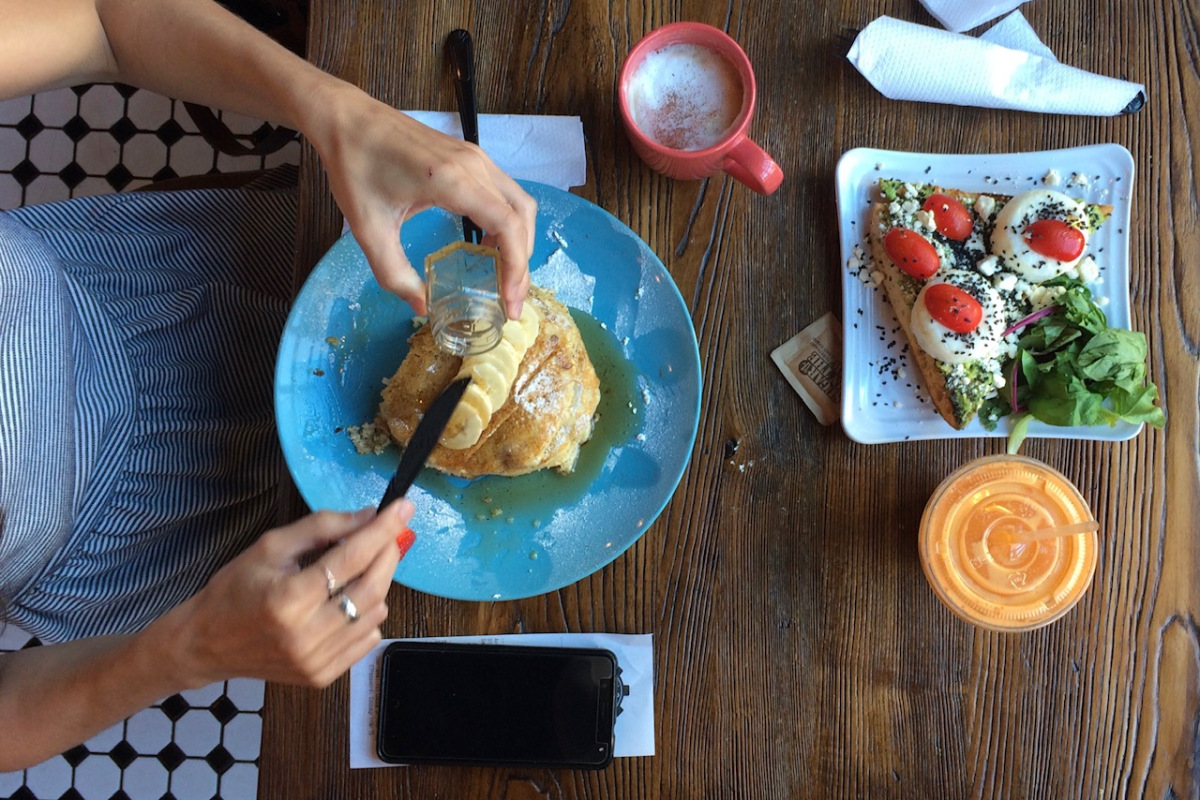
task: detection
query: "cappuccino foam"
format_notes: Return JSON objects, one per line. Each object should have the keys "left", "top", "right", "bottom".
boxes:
{"left": 627, "top": 43, "right": 743, "bottom": 151}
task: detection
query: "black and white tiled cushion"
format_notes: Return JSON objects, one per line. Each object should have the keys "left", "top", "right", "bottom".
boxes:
{"left": 0, "top": 83, "right": 299, "bottom": 210}
{"left": 0, "top": 623, "right": 264, "bottom": 800}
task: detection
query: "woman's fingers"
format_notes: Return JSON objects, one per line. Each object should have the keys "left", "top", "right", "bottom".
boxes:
{"left": 260, "top": 507, "right": 376, "bottom": 565}
{"left": 261, "top": 501, "right": 409, "bottom": 684}
{"left": 293, "top": 525, "right": 402, "bottom": 684}
{"left": 352, "top": 211, "right": 427, "bottom": 313}
{"left": 417, "top": 150, "right": 536, "bottom": 320}
{"left": 307, "top": 499, "right": 412, "bottom": 601}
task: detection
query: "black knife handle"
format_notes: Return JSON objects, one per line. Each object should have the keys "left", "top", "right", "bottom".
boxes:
{"left": 377, "top": 470, "right": 407, "bottom": 513}
{"left": 446, "top": 29, "right": 482, "bottom": 243}
{"left": 446, "top": 29, "right": 480, "bottom": 146}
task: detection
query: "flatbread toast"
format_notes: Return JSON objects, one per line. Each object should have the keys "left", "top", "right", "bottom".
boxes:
{"left": 867, "top": 179, "right": 1111, "bottom": 429}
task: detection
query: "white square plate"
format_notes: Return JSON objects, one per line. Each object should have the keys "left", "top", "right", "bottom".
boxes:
{"left": 836, "top": 144, "right": 1137, "bottom": 444}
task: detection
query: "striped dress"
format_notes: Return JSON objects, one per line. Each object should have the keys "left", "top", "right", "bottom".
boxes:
{"left": 0, "top": 169, "right": 296, "bottom": 642}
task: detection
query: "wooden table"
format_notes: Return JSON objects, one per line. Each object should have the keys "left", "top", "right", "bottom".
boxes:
{"left": 262, "top": 1, "right": 1200, "bottom": 796}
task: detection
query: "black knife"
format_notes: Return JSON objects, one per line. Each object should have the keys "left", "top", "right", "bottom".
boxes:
{"left": 446, "top": 29, "right": 484, "bottom": 244}
{"left": 377, "top": 376, "right": 471, "bottom": 512}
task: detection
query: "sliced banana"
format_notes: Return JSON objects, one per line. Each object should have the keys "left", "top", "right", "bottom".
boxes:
{"left": 440, "top": 401, "right": 484, "bottom": 450}
{"left": 517, "top": 303, "right": 539, "bottom": 344}
{"left": 470, "top": 361, "right": 510, "bottom": 410}
{"left": 460, "top": 382, "right": 492, "bottom": 422}
{"left": 440, "top": 303, "right": 541, "bottom": 450}
{"left": 468, "top": 338, "right": 520, "bottom": 381}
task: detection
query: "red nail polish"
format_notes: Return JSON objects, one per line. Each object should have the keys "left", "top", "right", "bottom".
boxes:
{"left": 396, "top": 527, "right": 417, "bottom": 559}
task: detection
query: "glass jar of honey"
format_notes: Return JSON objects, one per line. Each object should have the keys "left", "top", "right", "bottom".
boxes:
{"left": 424, "top": 240, "right": 506, "bottom": 356}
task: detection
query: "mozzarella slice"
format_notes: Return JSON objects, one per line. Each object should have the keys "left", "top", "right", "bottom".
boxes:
{"left": 991, "top": 189, "right": 1090, "bottom": 282}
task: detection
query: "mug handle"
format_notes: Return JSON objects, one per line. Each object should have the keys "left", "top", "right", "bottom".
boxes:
{"left": 722, "top": 137, "right": 784, "bottom": 195}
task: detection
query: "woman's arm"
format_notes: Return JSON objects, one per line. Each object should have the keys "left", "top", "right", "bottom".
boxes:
{"left": 0, "top": 0, "right": 535, "bottom": 315}
{"left": 0, "top": 502, "right": 411, "bottom": 772}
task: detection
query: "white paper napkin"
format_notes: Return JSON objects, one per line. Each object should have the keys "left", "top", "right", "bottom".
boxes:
{"left": 979, "top": 11, "right": 1056, "bottom": 61}
{"left": 847, "top": 16, "right": 1145, "bottom": 116}
{"left": 919, "top": 0, "right": 1030, "bottom": 33}
{"left": 403, "top": 111, "right": 586, "bottom": 190}
{"left": 349, "top": 632, "right": 655, "bottom": 768}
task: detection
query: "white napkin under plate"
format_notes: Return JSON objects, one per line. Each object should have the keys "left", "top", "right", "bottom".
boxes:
{"left": 403, "top": 111, "right": 586, "bottom": 190}
{"left": 919, "top": 0, "right": 1030, "bottom": 33}
{"left": 847, "top": 16, "right": 1145, "bottom": 116}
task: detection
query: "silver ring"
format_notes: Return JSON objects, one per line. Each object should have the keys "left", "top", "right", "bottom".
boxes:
{"left": 337, "top": 592, "right": 359, "bottom": 623}
{"left": 323, "top": 567, "right": 338, "bottom": 599}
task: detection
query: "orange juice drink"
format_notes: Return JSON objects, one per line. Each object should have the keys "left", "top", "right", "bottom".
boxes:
{"left": 919, "top": 454, "right": 1098, "bottom": 633}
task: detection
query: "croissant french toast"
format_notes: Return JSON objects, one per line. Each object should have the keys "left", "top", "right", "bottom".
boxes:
{"left": 378, "top": 286, "right": 600, "bottom": 478}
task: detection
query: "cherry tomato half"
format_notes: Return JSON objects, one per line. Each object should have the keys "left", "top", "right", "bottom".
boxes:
{"left": 923, "top": 282, "right": 984, "bottom": 334}
{"left": 922, "top": 193, "right": 973, "bottom": 241}
{"left": 883, "top": 228, "right": 940, "bottom": 280}
{"left": 1023, "top": 218, "right": 1086, "bottom": 262}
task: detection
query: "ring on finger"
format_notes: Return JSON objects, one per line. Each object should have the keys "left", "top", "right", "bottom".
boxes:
{"left": 323, "top": 567, "right": 338, "bottom": 599}
{"left": 337, "top": 592, "right": 359, "bottom": 623}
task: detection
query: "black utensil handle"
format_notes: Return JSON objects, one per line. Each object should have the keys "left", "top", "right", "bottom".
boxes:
{"left": 446, "top": 29, "right": 479, "bottom": 145}
{"left": 446, "top": 29, "right": 483, "bottom": 242}
{"left": 377, "top": 473, "right": 406, "bottom": 513}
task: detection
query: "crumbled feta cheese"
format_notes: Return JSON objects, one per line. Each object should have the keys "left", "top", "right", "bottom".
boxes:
{"left": 1077, "top": 255, "right": 1100, "bottom": 283}
{"left": 976, "top": 255, "right": 1000, "bottom": 277}
{"left": 994, "top": 373, "right": 1007, "bottom": 388}
{"left": 1096, "top": 295, "right": 1110, "bottom": 307}
{"left": 993, "top": 272, "right": 1018, "bottom": 292}
{"left": 975, "top": 194, "right": 996, "bottom": 221}
{"left": 1042, "top": 169, "right": 1062, "bottom": 186}
{"left": 1027, "top": 283, "right": 1066, "bottom": 310}
{"left": 915, "top": 209, "right": 937, "bottom": 231}
{"left": 1067, "top": 172, "right": 1090, "bottom": 188}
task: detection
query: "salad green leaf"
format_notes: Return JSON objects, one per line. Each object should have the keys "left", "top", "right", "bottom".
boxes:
{"left": 980, "top": 277, "right": 1165, "bottom": 451}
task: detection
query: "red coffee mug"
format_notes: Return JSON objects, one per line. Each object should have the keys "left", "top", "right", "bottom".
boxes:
{"left": 619, "top": 22, "right": 783, "bottom": 195}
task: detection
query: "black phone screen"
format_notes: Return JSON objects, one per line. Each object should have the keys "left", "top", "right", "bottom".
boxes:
{"left": 376, "top": 641, "right": 618, "bottom": 768}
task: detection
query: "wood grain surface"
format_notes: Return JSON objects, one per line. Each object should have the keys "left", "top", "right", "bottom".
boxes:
{"left": 264, "top": 1, "right": 1200, "bottom": 797}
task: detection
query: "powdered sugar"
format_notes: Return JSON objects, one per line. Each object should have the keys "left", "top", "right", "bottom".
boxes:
{"left": 530, "top": 247, "right": 595, "bottom": 312}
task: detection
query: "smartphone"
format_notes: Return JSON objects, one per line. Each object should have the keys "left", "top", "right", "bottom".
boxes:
{"left": 376, "top": 641, "right": 620, "bottom": 768}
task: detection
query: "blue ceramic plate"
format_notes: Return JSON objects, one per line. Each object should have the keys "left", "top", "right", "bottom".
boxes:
{"left": 275, "top": 181, "right": 702, "bottom": 600}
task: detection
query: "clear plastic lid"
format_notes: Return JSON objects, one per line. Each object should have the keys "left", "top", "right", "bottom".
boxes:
{"left": 919, "top": 454, "right": 1098, "bottom": 633}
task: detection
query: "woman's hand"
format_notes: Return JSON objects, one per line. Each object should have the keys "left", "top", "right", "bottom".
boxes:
{"left": 161, "top": 500, "right": 414, "bottom": 689}
{"left": 304, "top": 84, "right": 537, "bottom": 319}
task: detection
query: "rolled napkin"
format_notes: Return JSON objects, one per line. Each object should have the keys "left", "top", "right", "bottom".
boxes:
{"left": 919, "top": 0, "right": 1030, "bottom": 33}
{"left": 979, "top": 10, "right": 1056, "bottom": 61}
{"left": 847, "top": 16, "right": 1145, "bottom": 116}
